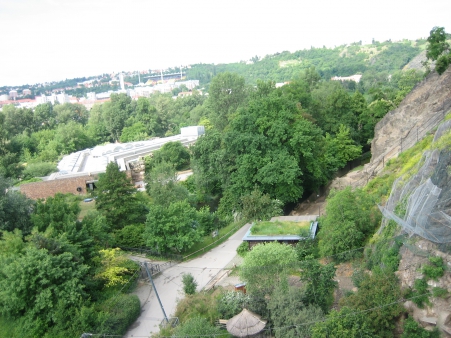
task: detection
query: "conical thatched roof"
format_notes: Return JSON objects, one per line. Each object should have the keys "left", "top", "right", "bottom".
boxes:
{"left": 226, "top": 308, "right": 267, "bottom": 337}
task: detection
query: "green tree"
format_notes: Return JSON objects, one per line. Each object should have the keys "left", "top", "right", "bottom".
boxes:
{"left": 268, "top": 285, "right": 324, "bottom": 338}
{"left": 2, "top": 105, "right": 34, "bottom": 137}
{"left": 33, "top": 103, "right": 56, "bottom": 130}
{"left": 134, "top": 97, "right": 164, "bottom": 136}
{"left": 426, "top": 27, "right": 451, "bottom": 75}
{"left": 341, "top": 269, "right": 403, "bottom": 335}
{"left": 318, "top": 187, "right": 380, "bottom": 261}
{"left": 240, "top": 188, "right": 283, "bottom": 222}
{"left": 22, "top": 162, "right": 56, "bottom": 179}
{"left": 0, "top": 246, "right": 89, "bottom": 328}
{"left": 86, "top": 103, "right": 110, "bottom": 144}
{"left": 299, "top": 257, "right": 337, "bottom": 313}
{"left": 53, "top": 103, "right": 89, "bottom": 125}
{"left": 102, "top": 93, "right": 134, "bottom": 141}
{"left": 146, "top": 141, "right": 190, "bottom": 171}
{"left": 31, "top": 193, "right": 80, "bottom": 233}
{"left": 208, "top": 72, "right": 248, "bottom": 131}
{"left": 114, "top": 223, "right": 145, "bottom": 247}
{"left": 95, "top": 162, "right": 146, "bottom": 229}
{"left": 144, "top": 200, "right": 201, "bottom": 253}
{"left": 401, "top": 317, "right": 440, "bottom": 338}
{"left": 94, "top": 248, "right": 138, "bottom": 287}
{"left": 119, "top": 122, "right": 148, "bottom": 142}
{"left": 324, "top": 124, "right": 362, "bottom": 175}
{"left": 191, "top": 129, "right": 227, "bottom": 196}
{"left": 215, "top": 86, "right": 328, "bottom": 218}
{"left": 0, "top": 176, "right": 34, "bottom": 234}
{"left": 182, "top": 273, "right": 198, "bottom": 295}
{"left": 145, "top": 161, "right": 189, "bottom": 207}
{"left": 312, "top": 306, "right": 374, "bottom": 338}
{"left": 240, "top": 242, "right": 297, "bottom": 297}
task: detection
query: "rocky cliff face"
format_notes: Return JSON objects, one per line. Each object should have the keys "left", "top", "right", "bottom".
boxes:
{"left": 370, "top": 67, "right": 451, "bottom": 167}
{"left": 329, "top": 68, "right": 451, "bottom": 191}
{"left": 399, "top": 239, "right": 451, "bottom": 336}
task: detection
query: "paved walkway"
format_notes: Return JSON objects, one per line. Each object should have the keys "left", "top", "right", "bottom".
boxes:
{"left": 123, "top": 222, "right": 252, "bottom": 337}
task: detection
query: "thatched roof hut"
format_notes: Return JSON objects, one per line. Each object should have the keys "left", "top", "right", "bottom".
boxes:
{"left": 226, "top": 308, "right": 267, "bottom": 337}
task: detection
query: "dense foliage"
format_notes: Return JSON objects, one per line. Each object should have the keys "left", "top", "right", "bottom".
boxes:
{"left": 0, "top": 35, "right": 441, "bottom": 337}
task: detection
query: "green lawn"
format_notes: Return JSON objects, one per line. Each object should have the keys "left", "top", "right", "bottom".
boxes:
{"left": 78, "top": 198, "right": 96, "bottom": 220}
{"left": 250, "top": 220, "right": 311, "bottom": 236}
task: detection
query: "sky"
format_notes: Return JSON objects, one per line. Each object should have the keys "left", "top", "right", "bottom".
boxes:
{"left": 0, "top": 0, "right": 450, "bottom": 87}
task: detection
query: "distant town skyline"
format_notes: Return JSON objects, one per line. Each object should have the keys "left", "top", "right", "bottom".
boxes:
{"left": 1, "top": 0, "right": 450, "bottom": 87}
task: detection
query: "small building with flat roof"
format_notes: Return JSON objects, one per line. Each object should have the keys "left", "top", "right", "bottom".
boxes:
{"left": 242, "top": 215, "right": 318, "bottom": 249}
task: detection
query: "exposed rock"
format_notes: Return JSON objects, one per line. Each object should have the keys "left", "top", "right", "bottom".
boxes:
{"left": 331, "top": 67, "right": 451, "bottom": 190}
{"left": 370, "top": 67, "right": 451, "bottom": 167}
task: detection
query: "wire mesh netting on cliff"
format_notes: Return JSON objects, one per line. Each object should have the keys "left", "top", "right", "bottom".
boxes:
{"left": 379, "top": 121, "right": 451, "bottom": 243}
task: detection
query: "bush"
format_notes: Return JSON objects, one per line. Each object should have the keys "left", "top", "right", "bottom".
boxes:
{"left": 174, "top": 292, "right": 219, "bottom": 324}
{"left": 182, "top": 273, "right": 198, "bottom": 295}
{"left": 432, "top": 286, "right": 448, "bottom": 298}
{"left": 22, "top": 162, "right": 56, "bottom": 179}
{"left": 422, "top": 256, "right": 445, "bottom": 280}
{"left": 114, "top": 224, "right": 146, "bottom": 247}
{"left": 341, "top": 268, "right": 403, "bottom": 335}
{"left": 172, "top": 316, "right": 225, "bottom": 337}
{"left": 98, "top": 294, "right": 141, "bottom": 335}
{"left": 401, "top": 316, "right": 440, "bottom": 338}
{"left": 296, "top": 238, "right": 318, "bottom": 260}
{"left": 217, "top": 291, "right": 250, "bottom": 319}
{"left": 410, "top": 278, "right": 430, "bottom": 308}
{"left": 236, "top": 241, "right": 249, "bottom": 257}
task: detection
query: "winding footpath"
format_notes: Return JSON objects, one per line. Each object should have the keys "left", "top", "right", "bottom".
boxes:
{"left": 123, "top": 222, "right": 252, "bottom": 337}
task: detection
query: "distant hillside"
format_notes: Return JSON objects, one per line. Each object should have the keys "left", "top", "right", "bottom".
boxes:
{"left": 186, "top": 39, "right": 427, "bottom": 87}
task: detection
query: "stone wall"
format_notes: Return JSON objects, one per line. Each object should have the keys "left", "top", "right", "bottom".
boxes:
{"left": 20, "top": 175, "right": 94, "bottom": 199}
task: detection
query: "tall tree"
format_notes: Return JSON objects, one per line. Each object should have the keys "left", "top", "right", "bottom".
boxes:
{"left": 240, "top": 242, "right": 297, "bottom": 297}
{"left": 426, "top": 27, "right": 451, "bottom": 75}
{"left": 145, "top": 161, "right": 189, "bottom": 207}
{"left": 268, "top": 285, "right": 324, "bottom": 338}
{"left": 95, "top": 162, "right": 146, "bottom": 229}
{"left": 0, "top": 176, "right": 34, "bottom": 234}
{"left": 144, "top": 200, "right": 201, "bottom": 253}
{"left": 102, "top": 93, "right": 134, "bottom": 141}
{"left": 0, "top": 246, "right": 89, "bottom": 328}
{"left": 208, "top": 72, "right": 248, "bottom": 131}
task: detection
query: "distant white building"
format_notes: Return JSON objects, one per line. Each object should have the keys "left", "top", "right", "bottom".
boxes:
{"left": 36, "top": 93, "right": 70, "bottom": 104}
{"left": 54, "top": 126, "right": 205, "bottom": 179}
{"left": 331, "top": 74, "right": 362, "bottom": 83}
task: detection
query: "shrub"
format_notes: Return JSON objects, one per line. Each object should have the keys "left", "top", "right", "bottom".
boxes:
{"left": 410, "top": 278, "right": 430, "bottom": 308}
{"left": 236, "top": 241, "right": 249, "bottom": 257}
{"left": 22, "top": 162, "right": 56, "bottom": 179}
{"left": 172, "top": 316, "right": 225, "bottom": 337}
{"left": 114, "top": 224, "right": 146, "bottom": 247}
{"left": 182, "top": 273, "right": 198, "bottom": 295}
{"left": 296, "top": 238, "right": 318, "bottom": 260}
{"left": 174, "top": 292, "right": 219, "bottom": 324}
{"left": 422, "top": 256, "right": 445, "bottom": 280}
{"left": 401, "top": 316, "right": 440, "bottom": 338}
{"left": 217, "top": 291, "right": 250, "bottom": 319}
{"left": 98, "top": 294, "right": 141, "bottom": 335}
{"left": 432, "top": 286, "right": 448, "bottom": 298}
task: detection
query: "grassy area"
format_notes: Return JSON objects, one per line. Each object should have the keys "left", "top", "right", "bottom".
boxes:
{"left": 78, "top": 198, "right": 96, "bottom": 219}
{"left": 250, "top": 220, "right": 311, "bottom": 236}
{"left": 182, "top": 220, "right": 247, "bottom": 260}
